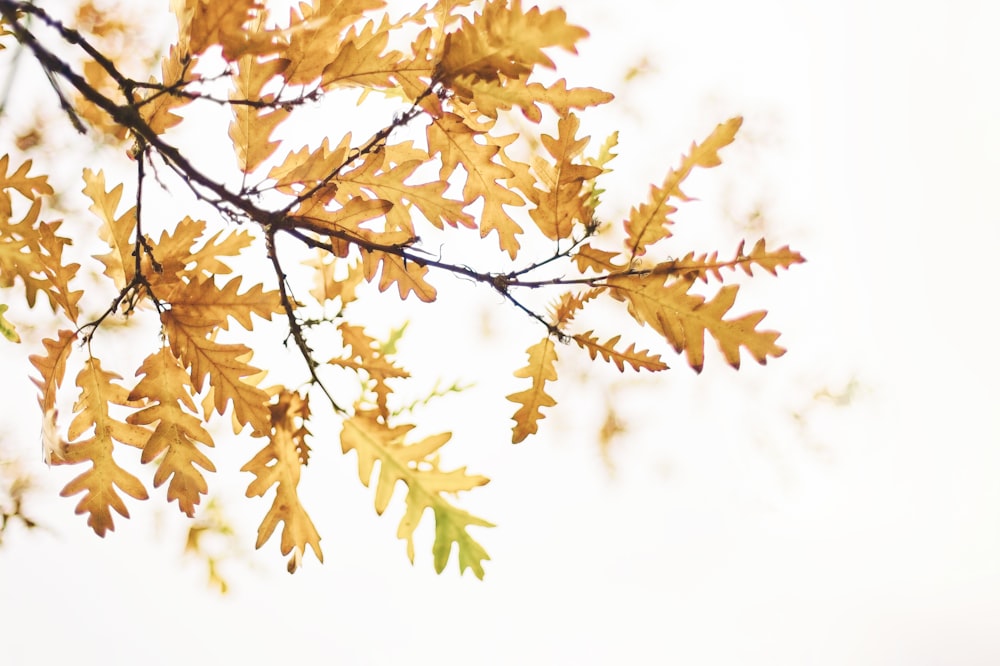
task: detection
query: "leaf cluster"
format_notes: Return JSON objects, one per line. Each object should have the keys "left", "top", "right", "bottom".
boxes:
{"left": 0, "top": 0, "right": 803, "bottom": 577}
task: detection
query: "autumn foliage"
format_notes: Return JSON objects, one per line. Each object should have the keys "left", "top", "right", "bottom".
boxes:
{"left": 0, "top": 0, "right": 803, "bottom": 577}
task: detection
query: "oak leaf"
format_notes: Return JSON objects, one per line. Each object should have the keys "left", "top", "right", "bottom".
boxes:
{"left": 127, "top": 347, "right": 216, "bottom": 517}
{"left": 341, "top": 410, "right": 492, "bottom": 578}
{"left": 608, "top": 275, "right": 784, "bottom": 372}
{"left": 572, "top": 331, "right": 668, "bottom": 373}
{"left": 507, "top": 337, "right": 558, "bottom": 443}
{"left": 242, "top": 390, "right": 323, "bottom": 572}
{"left": 624, "top": 117, "right": 742, "bottom": 257}
{"left": 55, "top": 358, "right": 151, "bottom": 536}
{"left": 83, "top": 169, "right": 136, "bottom": 289}
{"left": 161, "top": 311, "right": 272, "bottom": 434}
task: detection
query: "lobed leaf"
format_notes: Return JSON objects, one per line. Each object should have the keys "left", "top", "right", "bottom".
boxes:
{"left": 507, "top": 337, "right": 559, "bottom": 443}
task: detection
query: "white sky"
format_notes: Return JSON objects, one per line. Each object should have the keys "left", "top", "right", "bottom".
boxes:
{"left": 2, "top": 0, "right": 999, "bottom": 664}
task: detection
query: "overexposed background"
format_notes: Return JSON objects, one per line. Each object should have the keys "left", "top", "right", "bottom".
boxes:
{"left": 1, "top": 1, "right": 998, "bottom": 664}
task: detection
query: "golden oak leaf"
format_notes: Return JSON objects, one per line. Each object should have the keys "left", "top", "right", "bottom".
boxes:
{"left": 438, "top": 0, "right": 587, "bottom": 84}
{"left": 736, "top": 238, "right": 806, "bottom": 277}
{"left": 572, "top": 243, "right": 624, "bottom": 274}
{"left": 573, "top": 331, "right": 668, "bottom": 372}
{"left": 139, "top": 45, "right": 196, "bottom": 135}
{"left": 361, "top": 249, "right": 437, "bottom": 302}
{"left": 144, "top": 218, "right": 254, "bottom": 287}
{"left": 162, "top": 275, "right": 282, "bottom": 333}
{"left": 527, "top": 79, "right": 614, "bottom": 117}
{"left": 162, "top": 311, "right": 272, "bottom": 434}
{"left": 279, "top": 0, "right": 387, "bottom": 86}
{"left": 291, "top": 197, "right": 393, "bottom": 237}
{"left": 242, "top": 390, "right": 323, "bottom": 572}
{"left": 55, "top": 357, "right": 150, "bottom": 536}
{"left": 82, "top": 169, "right": 136, "bottom": 289}
{"left": 528, "top": 113, "right": 603, "bottom": 241}
{"left": 608, "top": 275, "right": 784, "bottom": 372}
{"left": 507, "top": 337, "right": 558, "bottom": 443}
{"left": 304, "top": 253, "right": 364, "bottom": 305}
{"left": 127, "top": 348, "right": 215, "bottom": 517}
{"left": 229, "top": 55, "right": 290, "bottom": 173}
{"left": 426, "top": 113, "right": 525, "bottom": 257}
{"left": 0, "top": 198, "right": 47, "bottom": 308}
{"left": 329, "top": 322, "right": 409, "bottom": 418}
{"left": 624, "top": 117, "right": 742, "bottom": 257}
{"left": 341, "top": 410, "right": 492, "bottom": 578}
{"left": 451, "top": 76, "right": 613, "bottom": 123}
{"left": 547, "top": 288, "right": 601, "bottom": 328}
{"left": 29, "top": 329, "right": 76, "bottom": 414}
{"left": 74, "top": 60, "right": 128, "bottom": 141}
{"left": 331, "top": 146, "right": 474, "bottom": 233}
{"left": 320, "top": 18, "right": 404, "bottom": 90}
{"left": 174, "top": 0, "right": 267, "bottom": 61}
{"left": 35, "top": 221, "right": 83, "bottom": 322}
{"left": 269, "top": 134, "right": 352, "bottom": 195}
{"left": 651, "top": 239, "right": 806, "bottom": 283}
{"left": 0, "top": 155, "right": 53, "bottom": 218}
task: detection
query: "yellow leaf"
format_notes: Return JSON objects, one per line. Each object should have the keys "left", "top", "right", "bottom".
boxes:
{"left": 506, "top": 337, "right": 558, "bottom": 443}
{"left": 328, "top": 322, "right": 409, "bottom": 419}
{"left": 291, "top": 197, "right": 393, "bottom": 237}
{"left": 341, "top": 410, "right": 492, "bottom": 578}
{"left": 361, "top": 249, "right": 437, "bottom": 302}
{"left": 161, "top": 275, "right": 282, "bottom": 334}
{"left": 528, "top": 113, "right": 603, "bottom": 241}
{"left": 162, "top": 311, "right": 272, "bottom": 434}
{"left": 56, "top": 357, "right": 150, "bottom": 536}
{"left": 650, "top": 239, "right": 806, "bottom": 283}
{"left": 242, "top": 390, "right": 323, "bottom": 572}
{"left": 228, "top": 55, "right": 290, "bottom": 173}
{"left": 127, "top": 347, "right": 216, "bottom": 517}
{"left": 572, "top": 331, "right": 668, "bottom": 372}
{"left": 426, "top": 114, "right": 525, "bottom": 257}
{"left": 139, "top": 45, "right": 197, "bottom": 135}
{"left": 608, "top": 275, "right": 784, "bottom": 372}
{"left": 624, "top": 117, "right": 742, "bottom": 257}
{"left": 82, "top": 168, "right": 136, "bottom": 289}
{"left": 29, "top": 329, "right": 76, "bottom": 414}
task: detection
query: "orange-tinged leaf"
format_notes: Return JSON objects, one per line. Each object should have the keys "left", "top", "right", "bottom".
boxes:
{"left": 507, "top": 337, "right": 558, "bottom": 443}
{"left": 55, "top": 357, "right": 150, "bottom": 536}
{"left": 29, "top": 329, "right": 76, "bottom": 414}
{"left": 304, "top": 253, "right": 364, "bottom": 305}
{"left": 651, "top": 239, "right": 806, "bottom": 283}
{"left": 292, "top": 197, "right": 393, "bottom": 236}
{"left": 331, "top": 146, "right": 475, "bottom": 233}
{"left": 139, "top": 45, "right": 196, "bottom": 135}
{"left": 608, "top": 275, "right": 784, "bottom": 372}
{"left": 162, "top": 311, "right": 272, "bottom": 434}
{"left": 161, "top": 275, "right": 282, "bottom": 334}
{"left": 328, "top": 322, "right": 409, "bottom": 418}
{"left": 624, "top": 117, "right": 742, "bottom": 257}
{"left": 341, "top": 410, "right": 492, "bottom": 578}
{"left": 573, "top": 331, "right": 668, "bottom": 372}
{"left": 127, "top": 347, "right": 215, "bottom": 517}
{"left": 361, "top": 250, "right": 436, "bottom": 302}
{"left": 82, "top": 169, "right": 135, "bottom": 289}
{"left": 528, "top": 113, "right": 603, "bottom": 241}
{"left": 242, "top": 390, "right": 322, "bottom": 572}
{"left": 229, "top": 55, "right": 290, "bottom": 173}
{"left": 573, "top": 243, "right": 624, "bottom": 274}
{"left": 426, "top": 114, "right": 525, "bottom": 257}
{"left": 547, "top": 288, "right": 601, "bottom": 328}
{"left": 0, "top": 155, "right": 53, "bottom": 218}
{"left": 320, "top": 18, "right": 403, "bottom": 90}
